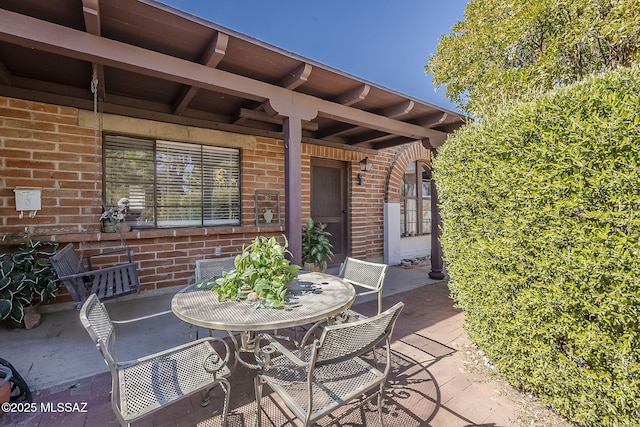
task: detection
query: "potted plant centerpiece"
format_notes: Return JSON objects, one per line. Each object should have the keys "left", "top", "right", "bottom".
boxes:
{"left": 0, "top": 239, "right": 60, "bottom": 329}
{"left": 301, "top": 218, "right": 334, "bottom": 272}
{"left": 100, "top": 198, "right": 131, "bottom": 232}
{"left": 200, "top": 236, "right": 300, "bottom": 309}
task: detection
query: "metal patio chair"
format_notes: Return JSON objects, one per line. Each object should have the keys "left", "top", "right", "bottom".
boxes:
{"left": 191, "top": 256, "right": 237, "bottom": 340}
{"left": 195, "top": 256, "right": 237, "bottom": 282}
{"left": 337, "top": 257, "right": 388, "bottom": 319}
{"left": 51, "top": 243, "right": 140, "bottom": 309}
{"left": 253, "top": 301, "right": 404, "bottom": 427}
{"left": 79, "top": 294, "right": 231, "bottom": 427}
{"left": 301, "top": 257, "right": 388, "bottom": 344}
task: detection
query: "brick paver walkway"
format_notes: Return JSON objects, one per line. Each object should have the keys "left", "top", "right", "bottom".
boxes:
{"left": 1, "top": 280, "right": 526, "bottom": 426}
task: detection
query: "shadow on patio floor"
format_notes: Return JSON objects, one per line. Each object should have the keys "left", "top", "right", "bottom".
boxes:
{"left": 0, "top": 268, "right": 543, "bottom": 426}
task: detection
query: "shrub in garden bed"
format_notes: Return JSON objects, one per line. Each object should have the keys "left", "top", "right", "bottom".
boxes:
{"left": 433, "top": 66, "right": 640, "bottom": 426}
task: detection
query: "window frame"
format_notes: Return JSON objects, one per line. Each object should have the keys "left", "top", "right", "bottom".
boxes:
{"left": 400, "top": 160, "right": 432, "bottom": 237}
{"left": 103, "top": 134, "right": 241, "bottom": 229}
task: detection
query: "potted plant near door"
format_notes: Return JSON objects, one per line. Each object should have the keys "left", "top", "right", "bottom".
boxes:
{"left": 301, "top": 218, "right": 334, "bottom": 272}
{"left": 0, "top": 239, "right": 60, "bottom": 329}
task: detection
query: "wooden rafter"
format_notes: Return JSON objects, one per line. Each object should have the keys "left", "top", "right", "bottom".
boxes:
{"left": 372, "top": 136, "right": 414, "bottom": 150}
{"left": 235, "top": 108, "right": 318, "bottom": 131}
{"left": 252, "top": 63, "right": 313, "bottom": 117}
{"left": 0, "top": 9, "right": 450, "bottom": 145}
{"left": 280, "top": 63, "right": 312, "bottom": 90}
{"left": 174, "top": 31, "right": 229, "bottom": 115}
{"left": 417, "top": 112, "right": 449, "bottom": 128}
{"left": 347, "top": 130, "right": 393, "bottom": 146}
{"left": 0, "top": 60, "right": 11, "bottom": 86}
{"left": 382, "top": 100, "right": 414, "bottom": 118}
{"left": 82, "top": 0, "right": 105, "bottom": 100}
{"left": 332, "top": 84, "right": 370, "bottom": 106}
{"left": 315, "top": 122, "right": 357, "bottom": 139}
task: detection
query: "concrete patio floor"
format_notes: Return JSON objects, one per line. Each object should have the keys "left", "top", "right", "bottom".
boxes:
{"left": 0, "top": 265, "right": 564, "bottom": 426}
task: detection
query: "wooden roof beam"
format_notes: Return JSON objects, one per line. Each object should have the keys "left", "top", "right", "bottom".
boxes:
{"left": 280, "top": 63, "right": 312, "bottom": 90}
{"left": 173, "top": 31, "right": 229, "bottom": 114}
{"left": 302, "top": 136, "right": 376, "bottom": 154}
{"left": 315, "top": 122, "right": 357, "bottom": 139}
{"left": 372, "top": 136, "right": 415, "bottom": 150}
{"left": 234, "top": 108, "right": 318, "bottom": 131}
{"left": 332, "top": 84, "right": 370, "bottom": 106}
{"left": 348, "top": 130, "right": 393, "bottom": 146}
{"left": 0, "top": 60, "right": 11, "bottom": 85}
{"left": 82, "top": 0, "right": 101, "bottom": 34}
{"left": 82, "top": 0, "right": 105, "bottom": 101}
{"left": 255, "top": 63, "right": 313, "bottom": 115}
{"left": 0, "top": 11, "right": 449, "bottom": 145}
{"left": 382, "top": 100, "right": 414, "bottom": 119}
{"left": 417, "top": 111, "right": 449, "bottom": 128}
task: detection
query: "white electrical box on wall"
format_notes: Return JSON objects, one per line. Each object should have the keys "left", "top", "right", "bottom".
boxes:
{"left": 14, "top": 187, "right": 42, "bottom": 217}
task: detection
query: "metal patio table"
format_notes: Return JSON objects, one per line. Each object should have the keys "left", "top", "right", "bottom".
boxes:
{"left": 171, "top": 271, "right": 356, "bottom": 367}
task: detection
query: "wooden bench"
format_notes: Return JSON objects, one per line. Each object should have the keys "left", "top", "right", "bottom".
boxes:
{"left": 50, "top": 243, "right": 140, "bottom": 308}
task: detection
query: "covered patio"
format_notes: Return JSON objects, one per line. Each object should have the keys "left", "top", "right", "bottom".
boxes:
{"left": 0, "top": 266, "right": 553, "bottom": 427}
{"left": 0, "top": 1, "right": 465, "bottom": 301}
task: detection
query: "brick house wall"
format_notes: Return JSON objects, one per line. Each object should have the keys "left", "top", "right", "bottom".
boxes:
{"left": 1, "top": 95, "right": 425, "bottom": 306}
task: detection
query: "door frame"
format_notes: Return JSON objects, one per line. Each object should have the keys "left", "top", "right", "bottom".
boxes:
{"left": 310, "top": 158, "right": 349, "bottom": 267}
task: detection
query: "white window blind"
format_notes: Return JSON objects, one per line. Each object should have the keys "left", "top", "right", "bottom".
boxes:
{"left": 104, "top": 135, "right": 240, "bottom": 228}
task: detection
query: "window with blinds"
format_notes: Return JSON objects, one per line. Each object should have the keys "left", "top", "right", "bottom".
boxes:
{"left": 104, "top": 135, "right": 240, "bottom": 228}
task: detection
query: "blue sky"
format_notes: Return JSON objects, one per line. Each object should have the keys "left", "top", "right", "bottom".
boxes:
{"left": 160, "top": 1, "right": 468, "bottom": 112}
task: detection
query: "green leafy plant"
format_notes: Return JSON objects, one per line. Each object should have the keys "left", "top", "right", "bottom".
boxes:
{"left": 301, "top": 218, "right": 334, "bottom": 271}
{"left": 0, "top": 239, "right": 60, "bottom": 324}
{"left": 201, "top": 235, "right": 300, "bottom": 309}
{"left": 100, "top": 198, "right": 129, "bottom": 223}
{"left": 434, "top": 66, "right": 640, "bottom": 427}
{"left": 427, "top": 0, "right": 640, "bottom": 117}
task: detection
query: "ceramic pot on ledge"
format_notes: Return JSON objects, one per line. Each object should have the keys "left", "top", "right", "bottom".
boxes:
{"left": 101, "top": 222, "right": 116, "bottom": 233}
{"left": 116, "top": 222, "right": 131, "bottom": 232}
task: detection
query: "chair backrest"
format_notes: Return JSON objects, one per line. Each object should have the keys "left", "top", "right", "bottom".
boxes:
{"left": 50, "top": 243, "right": 85, "bottom": 276}
{"left": 79, "top": 294, "right": 117, "bottom": 365}
{"left": 315, "top": 301, "right": 404, "bottom": 365}
{"left": 339, "top": 257, "right": 388, "bottom": 313}
{"left": 195, "top": 257, "right": 236, "bottom": 281}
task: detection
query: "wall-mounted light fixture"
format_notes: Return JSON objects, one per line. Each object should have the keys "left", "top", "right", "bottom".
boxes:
{"left": 357, "top": 157, "right": 373, "bottom": 185}
{"left": 360, "top": 157, "right": 373, "bottom": 172}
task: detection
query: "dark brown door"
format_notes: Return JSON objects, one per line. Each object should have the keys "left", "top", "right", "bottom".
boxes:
{"left": 311, "top": 158, "right": 348, "bottom": 267}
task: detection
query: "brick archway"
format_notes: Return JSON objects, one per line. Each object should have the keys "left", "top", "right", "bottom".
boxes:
{"left": 384, "top": 142, "right": 432, "bottom": 203}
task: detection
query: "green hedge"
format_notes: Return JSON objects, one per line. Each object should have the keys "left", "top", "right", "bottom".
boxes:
{"left": 433, "top": 66, "right": 640, "bottom": 426}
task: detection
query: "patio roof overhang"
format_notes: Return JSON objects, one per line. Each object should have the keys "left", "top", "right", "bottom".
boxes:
{"left": 0, "top": 0, "right": 465, "bottom": 152}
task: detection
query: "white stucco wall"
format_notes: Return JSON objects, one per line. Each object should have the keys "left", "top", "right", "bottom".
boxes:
{"left": 384, "top": 202, "right": 431, "bottom": 265}
{"left": 399, "top": 235, "right": 431, "bottom": 260}
{"left": 384, "top": 203, "right": 401, "bottom": 265}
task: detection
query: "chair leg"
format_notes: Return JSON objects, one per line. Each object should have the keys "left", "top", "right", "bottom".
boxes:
{"left": 187, "top": 324, "right": 199, "bottom": 341}
{"left": 377, "top": 384, "right": 385, "bottom": 427}
{"left": 200, "top": 385, "right": 213, "bottom": 407}
{"left": 219, "top": 378, "right": 231, "bottom": 427}
{"left": 254, "top": 376, "right": 263, "bottom": 427}
{"left": 200, "top": 379, "right": 230, "bottom": 426}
